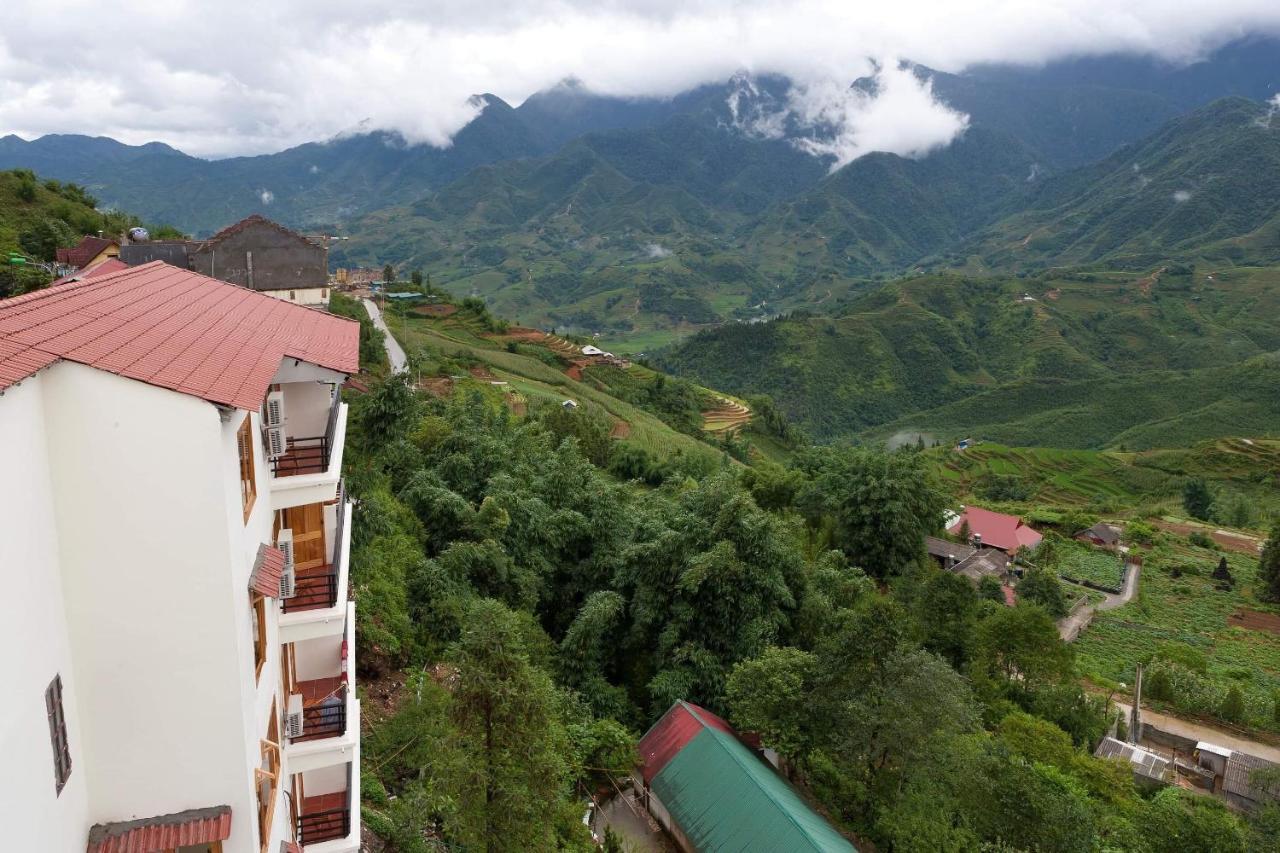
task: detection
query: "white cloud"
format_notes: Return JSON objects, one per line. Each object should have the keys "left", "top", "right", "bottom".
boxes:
{"left": 787, "top": 63, "right": 970, "bottom": 169}
{"left": 1173, "top": 189, "right": 1192, "bottom": 202}
{"left": 0, "top": 1, "right": 1279, "bottom": 157}
{"left": 259, "top": 189, "right": 275, "bottom": 204}
{"left": 644, "top": 242, "right": 672, "bottom": 258}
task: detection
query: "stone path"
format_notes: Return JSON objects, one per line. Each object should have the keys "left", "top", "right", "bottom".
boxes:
{"left": 362, "top": 298, "right": 407, "bottom": 374}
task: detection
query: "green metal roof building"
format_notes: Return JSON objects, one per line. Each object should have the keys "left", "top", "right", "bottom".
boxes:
{"left": 635, "top": 701, "right": 856, "bottom": 853}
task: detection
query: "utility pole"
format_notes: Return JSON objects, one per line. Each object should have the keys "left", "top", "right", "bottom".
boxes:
{"left": 1128, "top": 664, "right": 1143, "bottom": 744}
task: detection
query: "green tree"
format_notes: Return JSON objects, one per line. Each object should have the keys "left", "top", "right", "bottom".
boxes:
{"left": 382, "top": 262, "right": 395, "bottom": 284}
{"left": 1258, "top": 520, "right": 1280, "bottom": 602}
{"left": 411, "top": 268, "right": 423, "bottom": 288}
{"left": 914, "top": 569, "right": 979, "bottom": 667}
{"left": 1221, "top": 685, "right": 1247, "bottom": 724}
{"left": 794, "top": 447, "right": 948, "bottom": 577}
{"left": 1183, "top": 477, "right": 1215, "bottom": 521}
{"left": 973, "top": 605, "right": 1075, "bottom": 695}
{"left": 447, "top": 599, "right": 575, "bottom": 852}
{"left": 977, "top": 575, "right": 1005, "bottom": 604}
{"left": 1019, "top": 567, "right": 1068, "bottom": 618}
{"left": 1145, "top": 787, "right": 1245, "bottom": 853}
{"left": 725, "top": 646, "right": 818, "bottom": 761}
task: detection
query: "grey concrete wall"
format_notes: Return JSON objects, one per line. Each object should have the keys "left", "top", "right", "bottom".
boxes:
{"left": 192, "top": 223, "right": 326, "bottom": 291}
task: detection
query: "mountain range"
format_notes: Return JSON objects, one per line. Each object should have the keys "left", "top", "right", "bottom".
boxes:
{"left": 2, "top": 37, "right": 1280, "bottom": 340}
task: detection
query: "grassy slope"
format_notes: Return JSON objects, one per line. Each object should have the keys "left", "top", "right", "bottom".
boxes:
{"left": 934, "top": 439, "right": 1280, "bottom": 519}
{"left": 661, "top": 266, "right": 1280, "bottom": 448}
{"left": 389, "top": 307, "right": 728, "bottom": 469}
{"left": 0, "top": 168, "right": 136, "bottom": 258}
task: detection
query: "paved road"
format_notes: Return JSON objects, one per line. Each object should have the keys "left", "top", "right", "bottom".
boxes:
{"left": 362, "top": 298, "right": 407, "bottom": 374}
{"left": 1112, "top": 699, "right": 1280, "bottom": 763}
{"left": 1059, "top": 564, "right": 1141, "bottom": 641}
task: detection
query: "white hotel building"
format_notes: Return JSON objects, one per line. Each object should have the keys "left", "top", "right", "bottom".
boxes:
{"left": 0, "top": 262, "right": 363, "bottom": 852}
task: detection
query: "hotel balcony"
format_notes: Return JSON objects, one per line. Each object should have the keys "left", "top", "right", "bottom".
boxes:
{"left": 284, "top": 603, "right": 359, "bottom": 773}
{"left": 279, "top": 486, "right": 351, "bottom": 644}
{"left": 268, "top": 379, "right": 347, "bottom": 511}
{"left": 291, "top": 758, "right": 360, "bottom": 853}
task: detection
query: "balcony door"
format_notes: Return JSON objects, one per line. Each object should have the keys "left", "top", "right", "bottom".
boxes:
{"left": 283, "top": 503, "right": 326, "bottom": 571}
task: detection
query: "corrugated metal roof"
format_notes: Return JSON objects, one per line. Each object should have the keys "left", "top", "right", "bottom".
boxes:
{"left": 1224, "top": 751, "right": 1278, "bottom": 802}
{"left": 0, "top": 261, "right": 358, "bottom": 410}
{"left": 637, "top": 700, "right": 732, "bottom": 786}
{"left": 85, "top": 804, "right": 231, "bottom": 852}
{"left": 1094, "top": 736, "right": 1171, "bottom": 781}
{"left": 648, "top": 704, "right": 856, "bottom": 852}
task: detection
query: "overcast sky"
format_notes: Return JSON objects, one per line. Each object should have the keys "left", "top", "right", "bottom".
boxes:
{"left": 2, "top": 0, "right": 1279, "bottom": 159}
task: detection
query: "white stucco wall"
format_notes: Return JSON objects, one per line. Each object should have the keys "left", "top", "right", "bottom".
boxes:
{"left": 265, "top": 287, "right": 329, "bottom": 307}
{"left": 0, "top": 375, "right": 91, "bottom": 852}
{"left": 294, "top": 633, "right": 343, "bottom": 683}
{"left": 1, "top": 358, "right": 352, "bottom": 852}
{"left": 40, "top": 363, "right": 261, "bottom": 851}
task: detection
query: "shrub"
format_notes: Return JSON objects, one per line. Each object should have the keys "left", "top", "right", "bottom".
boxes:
{"left": 1221, "top": 686, "right": 1246, "bottom": 724}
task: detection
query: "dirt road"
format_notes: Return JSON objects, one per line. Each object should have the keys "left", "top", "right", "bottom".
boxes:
{"left": 1112, "top": 699, "right": 1280, "bottom": 762}
{"left": 1059, "top": 564, "right": 1141, "bottom": 641}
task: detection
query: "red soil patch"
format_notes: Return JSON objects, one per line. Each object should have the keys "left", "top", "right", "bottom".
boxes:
{"left": 565, "top": 363, "right": 584, "bottom": 381}
{"left": 469, "top": 364, "right": 497, "bottom": 381}
{"left": 418, "top": 376, "right": 454, "bottom": 398}
{"left": 1137, "top": 266, "right": 1167, "bottom": 297}
{"left": 1152, "top": 520, "right": 1262, "bottom": 555}
{"left": 412, "top": 303, "right": 458, "bottom": 318}
{"left": 1228, "top": 609, "right": 1280, "bottom": 634}
{"left": 507, "top": 394, "right": 527, "bottom": 417}
{"left": 501, "top": 326, "right": 550, "bottom": 343}
{"left": 610, "top": 419, "right": 631, "bottom": 439}
{"left": 1045, "top": 288, "right": 1061, "bottom": 301}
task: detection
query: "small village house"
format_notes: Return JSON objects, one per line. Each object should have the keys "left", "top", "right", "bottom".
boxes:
{"left": 54, "top": 235, "right": 119, "bottom": 271}
{"left": 633, "top": 700, "right": 856, "bottom": 852}
{"left": 946, "top": 505, "right": 1043, "bottom": 555}
{"left": 189, "top": 214, "right": 332, "bottom": 307}
{"left": 1077, "top": 522, "right": 1122, "bottom": 550}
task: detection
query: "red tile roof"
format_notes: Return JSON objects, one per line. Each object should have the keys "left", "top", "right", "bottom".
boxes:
{"left": 0, "top": 261, "right": 358, "bottom": 410}
{"left": 637, "top": 700, "right": 733, "bottom": 786}
{"left": 250, "top": 543, "right": 287, "bottom": 598}
{"left": 55, "top": 235, "right": 118, "bottom": 269}
{"left": 51, "top": 257, "right": 128, "bottom": 286}
{"left": 86, "top": 804, "right": 231, "bottom": 853}
{"left": 947, "top": 506, "right": 1043, "bottom": 553}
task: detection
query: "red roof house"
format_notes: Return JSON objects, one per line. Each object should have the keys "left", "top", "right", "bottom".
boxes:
{"left": 0, "top": 260, "right": 358, "bottom": 410}
{"left": 55, "top": 235, "right": 119, "bottom": 269}
{"left": 947, "top": 506, "right": 1042, "bottom": 554}
{"left": 49, "top": 256, "right": 128, "bottom": 286}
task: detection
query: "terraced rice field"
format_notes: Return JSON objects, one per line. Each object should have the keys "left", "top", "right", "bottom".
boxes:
{"left": 702, "top": 397, "right": 752, "bottom": 435}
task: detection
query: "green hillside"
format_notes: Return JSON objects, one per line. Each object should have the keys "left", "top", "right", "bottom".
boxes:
{"left": 0, "top": 168, "right": 154, "bottom": 295}
{"left": 658, "top": 266, "right": 1280, "bottom": 447}
{"left": 968, "top": 98, "right": 1280, "bottom": 270}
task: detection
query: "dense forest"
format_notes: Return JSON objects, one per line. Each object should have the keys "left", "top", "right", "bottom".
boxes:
{"left": 345, "top": 369, "right": 1279, "bottom": 852}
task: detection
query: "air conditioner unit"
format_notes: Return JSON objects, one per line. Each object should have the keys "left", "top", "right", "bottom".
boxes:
{"left": 266, "top": 425, "right": 287, "bottom": 459}
{"left": 285, "top": 693, "right": 304, "bottom": 739}
{"left": 277, "top": 529, "right": 296, "bottom": 598}
{"left": 277, "top": 529, "right": 295, "bottom": 567}
{"left": 264, "top": 389, "right": 286, "bottom": 428}
{"left": 279, "top": 565, "right": 296, "bottom": 599}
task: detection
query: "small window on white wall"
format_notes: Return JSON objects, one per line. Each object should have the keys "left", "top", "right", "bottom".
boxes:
{"left": 45, "top": 674, "right": 71, "bottom": 794}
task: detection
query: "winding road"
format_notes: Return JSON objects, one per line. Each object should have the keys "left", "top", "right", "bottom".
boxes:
{"left": 362, "top": 297, "right": 407, "bottom": 374}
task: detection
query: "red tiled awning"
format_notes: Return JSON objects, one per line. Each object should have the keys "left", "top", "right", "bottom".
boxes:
{"left": 86, "top": 805, "right": 231, "bottom": 852}
{"left": 250, "top": 543, "right": 287, "bottom": 598}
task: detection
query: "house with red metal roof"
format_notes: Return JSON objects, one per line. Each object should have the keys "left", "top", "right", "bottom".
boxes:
{"left": 1, "top": 262, "right": 362, "bottom": 852}
{"left": 946, "top": 505, "right": 1043, "bottom": 555}
{"left": 54, "top": 234, "right": 119, "bottom": 270}
{"left": 632, "top": 700, "right": 856, "bottom": 852}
